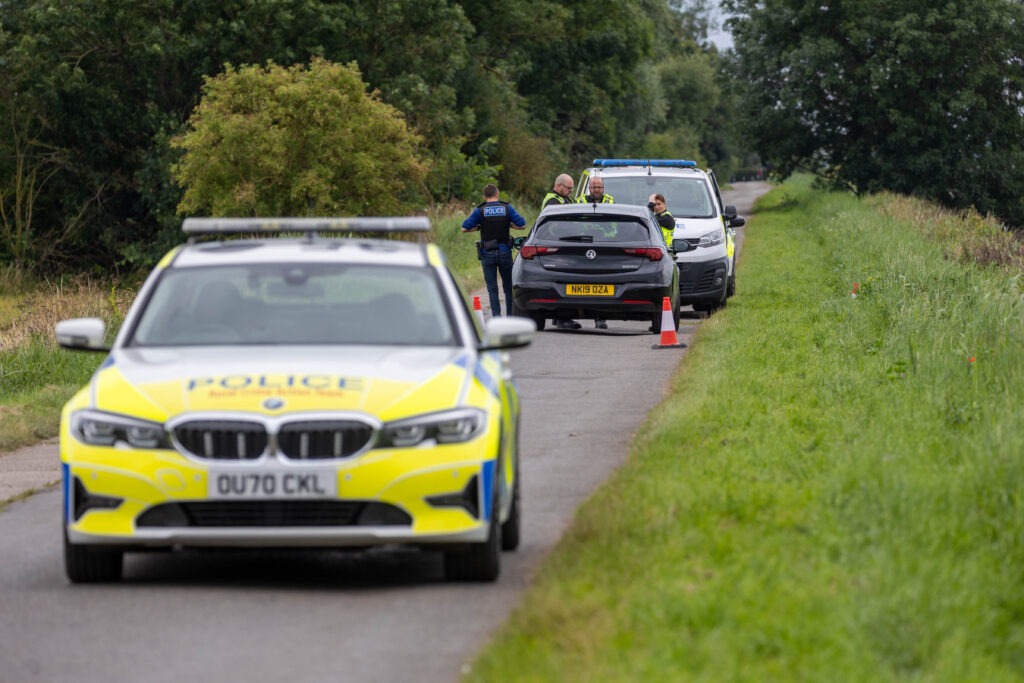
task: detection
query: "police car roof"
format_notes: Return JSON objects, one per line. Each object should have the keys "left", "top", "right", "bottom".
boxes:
{"left": 588, "top": 164, "right": 706, "bottom": 178}
{"left": 171, "top": 216, "right": 434, "bottom": 268}
{"left": 171, "top": 236, "right": 431, "bottom": 268}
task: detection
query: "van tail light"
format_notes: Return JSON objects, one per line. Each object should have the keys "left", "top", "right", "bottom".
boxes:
{"left": 520, "top": 245, "right": 559, "bottom": 259}
{"left": 623, "top": 248, "right": 663, "bottom": 261}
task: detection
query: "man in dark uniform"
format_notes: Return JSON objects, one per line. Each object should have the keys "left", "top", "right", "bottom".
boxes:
{"left": 462, "top": 183, "right": 527, "bottom": 317}
{"left": 541, "top": 174, "right": 581, "bottom": 329}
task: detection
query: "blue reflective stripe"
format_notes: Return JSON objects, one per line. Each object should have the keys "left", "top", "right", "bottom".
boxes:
{"left": 481, "top": 459, "right": 496, "bottom": 521}
{"left": 62, "top": 463, "right": 71, "bottom": 523}
{"left": 474, "top": 357, "right": 501, "bottom": 399}
{"left": 99, "top": 355, "right": 115, "bottom": 369}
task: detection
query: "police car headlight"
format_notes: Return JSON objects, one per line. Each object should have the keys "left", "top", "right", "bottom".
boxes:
{"left": 697, "top": 228, "right": 725, "bottom": 248}
{"left": 71, "top": 410, "right": 170, "bottom": 449}
{"left": 379, "top": 409, "right": 486, "bottom": 448}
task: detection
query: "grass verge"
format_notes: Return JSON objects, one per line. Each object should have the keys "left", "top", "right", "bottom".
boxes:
{"left": 467, "top": 176, "right": 1024, "bottom": 681}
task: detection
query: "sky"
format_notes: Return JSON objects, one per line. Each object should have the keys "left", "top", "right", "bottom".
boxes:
{"left": 706, "top": 2, "right": 735, "bottom": 50}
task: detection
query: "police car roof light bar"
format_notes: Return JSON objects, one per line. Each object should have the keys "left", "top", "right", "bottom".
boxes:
{"left": 592, "top": 159, "right": 698, "bottom": 169}
{"left": 181, "top": 216, "right": 432, "bottom": 236}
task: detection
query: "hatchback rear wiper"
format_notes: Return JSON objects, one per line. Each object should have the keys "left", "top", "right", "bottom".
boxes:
{"left": 557, "top": 234, "right": 594, "bottom": 242}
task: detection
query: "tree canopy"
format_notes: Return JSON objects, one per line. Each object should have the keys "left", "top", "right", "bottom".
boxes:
{"left": 172, "top": 59, "right": 426, "bottom": 217}
{"left": 0, "top": 0, "right": 738, "bottom": 273}
{"left": 724, "top": 0, "right": 1024, "bottom": 226}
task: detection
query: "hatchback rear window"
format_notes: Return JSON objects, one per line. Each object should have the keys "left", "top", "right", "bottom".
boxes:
{"left": 535, "top": 218, "right": 650, "bottom": 243}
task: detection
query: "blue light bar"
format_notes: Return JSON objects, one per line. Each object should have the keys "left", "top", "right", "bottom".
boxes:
{"left": 592, "top": 159, "right": 698, "bottom": 168}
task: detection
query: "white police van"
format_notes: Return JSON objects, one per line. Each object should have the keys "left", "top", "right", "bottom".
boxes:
{"left": 577, "top": 159, "right": 744, "bottom": 313}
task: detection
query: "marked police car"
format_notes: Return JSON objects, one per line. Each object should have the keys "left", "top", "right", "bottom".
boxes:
{"left": 55, "top": 217, "right": 535, "bottom": 583}
{"left": 577, "top": 159, "right": 745, "bottom": 313}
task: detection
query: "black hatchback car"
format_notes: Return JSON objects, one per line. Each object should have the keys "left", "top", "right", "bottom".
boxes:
{"left": 511, "top": 203, "right": 680, "bottom": 332}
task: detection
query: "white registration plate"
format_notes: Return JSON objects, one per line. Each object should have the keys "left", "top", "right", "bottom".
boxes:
{"left": 207, "top": 468, "right": 337, "bottom": 499}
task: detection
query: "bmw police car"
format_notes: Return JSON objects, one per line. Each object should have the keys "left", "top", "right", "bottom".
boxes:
{"left": 55, "top": 217, "right": 535, "bottom": 583}
{"left": 577, "top": 160, "right": 745, "bottom": 312}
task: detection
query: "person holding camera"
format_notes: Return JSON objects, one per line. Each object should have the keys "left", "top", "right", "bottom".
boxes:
{"left": 462, "top": 183, "right": 527, "bottom": 317}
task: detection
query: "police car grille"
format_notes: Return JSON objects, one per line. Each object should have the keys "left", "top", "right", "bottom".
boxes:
{"left": 278, "top": 421, "right": 374, "bottom": 459}
{"left": 680, "top": 269, "right": 719, "bottom": 294}
{"left": 174, "top": 421, "right": 268, "bottom": 460}
{"left": 140, "top": 501, "right": 365, "bottom": 527}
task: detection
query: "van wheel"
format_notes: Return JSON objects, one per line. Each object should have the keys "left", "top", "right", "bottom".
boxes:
{"left": 727, "top": 273, "right": 736, "bottom": 298}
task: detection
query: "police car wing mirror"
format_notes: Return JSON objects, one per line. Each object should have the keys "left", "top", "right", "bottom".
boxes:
{"left": 512, "top": 236, "right": 526, "bottom": 249}
{"left": 478, "top": 316, "right": 535, "bottom": 352}
{"left": 730, "top": 215, "right": 746, "bottom": 228}
{"left": 672, "top": 238, "right": 693, "bottom": 253}
{"left": 56, "top": 317, "right": 110, "bottom": 352}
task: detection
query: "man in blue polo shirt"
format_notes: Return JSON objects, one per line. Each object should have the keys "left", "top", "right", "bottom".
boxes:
{"left": 462, "top": 183, "right": 527, "bottom": 317}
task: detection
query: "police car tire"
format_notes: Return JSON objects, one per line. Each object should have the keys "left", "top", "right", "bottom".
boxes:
{"left": 727, "top": 273, "right": 736, "bottom": 298}
{"left": 64, "top": 528, "right": 123, "bottom": 583}
{"left": 501, "top": 472, "right": 521, "bottom": 551}
{"left": 444, "top": 491, "right": 501, "bottom": 582}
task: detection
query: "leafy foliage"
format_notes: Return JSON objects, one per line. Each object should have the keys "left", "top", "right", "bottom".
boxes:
{"left": 172, "top": 60, "right": 427, "bottom": 217}
{"left": 724, "top": 0, "right": 1024, "bottom": 226}
{"left": 0, "top": 0, "right": 739, "bottom": 273}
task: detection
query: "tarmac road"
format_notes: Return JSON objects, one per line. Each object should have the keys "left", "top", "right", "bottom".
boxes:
{"left": 0, "top": 182, "right": 770, "bottom": 683}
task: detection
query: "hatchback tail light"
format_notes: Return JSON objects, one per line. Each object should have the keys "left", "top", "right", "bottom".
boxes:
{"left": 519, "top": 245, "right": 559, "bottom": 259}
{"left": 623, "top": 248, "right": 663, "bottom": 261}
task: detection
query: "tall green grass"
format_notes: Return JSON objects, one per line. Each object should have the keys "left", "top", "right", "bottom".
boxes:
{"left": 0, "top": 340, "right": 102, "bottom": 450}
{"left": 468, "top": 176, "right": 1024, "bottom": 681}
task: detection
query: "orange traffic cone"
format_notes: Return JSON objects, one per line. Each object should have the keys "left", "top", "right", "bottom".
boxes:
{"left": 472, "top": 295, "right": 486, "bottom": 328}
{"left": 652, "top": 296, "right": 686, "bottom": 349}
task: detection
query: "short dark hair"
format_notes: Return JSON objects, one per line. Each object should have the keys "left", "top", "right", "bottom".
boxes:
{"left": 483, "top": 183, "right": 499, "bottom": 199}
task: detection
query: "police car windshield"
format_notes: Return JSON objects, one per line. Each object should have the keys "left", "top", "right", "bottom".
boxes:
{"left": 601, "top": 176, "right": 716, "bottom": 218}
{"left": 129, "top": 263, "right": 456, "bottom": 347}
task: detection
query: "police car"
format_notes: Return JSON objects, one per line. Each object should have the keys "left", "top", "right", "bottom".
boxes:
{"left": 55, "top": 217, "right": 535, "bottom": 583}
{"left": 577, "top": 159, "right": 745, "bottom": 312}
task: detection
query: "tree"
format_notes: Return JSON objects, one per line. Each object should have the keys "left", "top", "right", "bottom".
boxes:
{"left": 724, "top": 0, "right": 1024, "bottom": 226}
{"left": 172, "top": 59, "right": 427, "bottom": 217}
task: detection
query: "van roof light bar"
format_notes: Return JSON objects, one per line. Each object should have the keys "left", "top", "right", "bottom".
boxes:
{"left": 182, "top": 216, "right": 431, "bottom": 237}
{"left": 592, "top": 159, "right": 698, "bottom": 169}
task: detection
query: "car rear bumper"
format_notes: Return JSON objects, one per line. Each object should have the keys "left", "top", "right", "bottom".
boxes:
{"left": 513, "top": 281, "right": 669, "bottom": 321}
